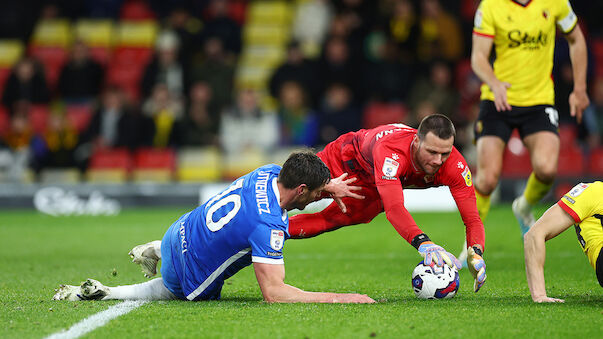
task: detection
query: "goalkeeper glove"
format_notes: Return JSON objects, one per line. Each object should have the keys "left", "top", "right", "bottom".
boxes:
{"left": 467, "top": 246, "right": 486, "bottom": 292}
{"left": 418, "top": 241, "right": 462, "bottom": 269}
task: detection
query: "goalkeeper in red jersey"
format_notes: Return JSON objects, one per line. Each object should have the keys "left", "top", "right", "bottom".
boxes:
{"left": 289, "top": 114, "right": 487, "bottom": 292}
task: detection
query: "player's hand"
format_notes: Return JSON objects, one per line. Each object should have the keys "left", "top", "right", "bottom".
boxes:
{"left": 418, "top": 241, "right": 462, "bottom": 269}
{"left": 335, "top": 293, "right": 376, "bottom": 304}
{"left": 491, "top": 79, "right": 512, "bottom": 112}
{"left": 325, "top": 173, "right": 365, "bottom": 214}
{"left": 467, "top": 246, "right": 487, "bottom": 292}
{"left": 568, "top": 89, "right": 589, "bottom": 124}
{"left": 532, "top": 295, "right": 564, "bottom": 303}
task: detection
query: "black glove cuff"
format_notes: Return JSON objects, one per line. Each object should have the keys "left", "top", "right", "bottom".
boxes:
{"left": 472, "top": 246, "right": 483, "bottom": 257}
{"left": 411, "top": 233, "right": 431, "bottom": 249}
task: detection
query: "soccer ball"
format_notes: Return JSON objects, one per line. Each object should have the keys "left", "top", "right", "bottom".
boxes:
{"left": 411, "top": 261, "right": 459, "bottom": 299}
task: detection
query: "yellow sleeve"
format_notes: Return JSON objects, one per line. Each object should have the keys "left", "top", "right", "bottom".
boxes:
{"left": 559, "top": 182, "right": 601, "bottom": 222}
{"left": 556, "top": 0, "right": 578, "bottom": 33}
{"left": 473, "top": 0, "right": 495, "bottom": 38}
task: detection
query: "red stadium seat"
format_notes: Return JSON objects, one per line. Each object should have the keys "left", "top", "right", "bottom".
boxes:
{"left": 592, "top": 38, "right": 603, "bottom": 77}
{"left": 587, "top": 147, "right": 603, "bottom": 176}
{"left": 29, "top": 46, "right": 68, "bottom": 90}
{"left": 0, "top": 67, "right": 11, "bottom": 97}
{"left": 120, "top": 0, "right": 156, "bottom": 21}
{"left": 554, "top": 182, "right": 575, "bottom": 200}
{"left": 89, "top": 148, "right": 132, "bottom": 169}
{"left": 362, "top": 102, "right": 408, "bottom": 129}
{"left": 132, "top": 148, "right": 176, "bottom": 182}
{"left": 556, "top": 145, "right": 584, "bottom": 177}
{"left": 558, "top": 124, "right": 578, "bottom": 150}
{"left": 0, "top": 105, "right": 9, "bottom": 136}
{"left": 501, "top": 147, "right": 532, "bottom": 178}
{"left": 28, "top": 104, "right": 51, "bottom": 134}
{"left": 88, "top": 46, "right": 112, "bottom": 66}
{"left": 113, "top": 47, "right": 153, "bottom": 66}
{"left": 65, "top": 104, "right": 93, "bottom": 132}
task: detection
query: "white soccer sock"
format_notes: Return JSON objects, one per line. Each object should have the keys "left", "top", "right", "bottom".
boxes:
{"left": 105, "top": 278, "right": 177, "bottom": 301}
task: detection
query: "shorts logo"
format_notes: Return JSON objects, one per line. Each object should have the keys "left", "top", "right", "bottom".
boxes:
{"left": 382, "top": 157, "right": 399, "bottom": 177}
{"left": 461, "top": 167, "right": 473, "bottom": 187}
{"left": 568, "top": 183, "right": 588, "bottom": 198}
{"left": 475, "top": 121, "right": 483, "bottom": 134}
{"left": 545, "top": 107, "right": 559, "bottom": 127}
{"left": 270, "top": 230, "right": 284, "bottom": 251}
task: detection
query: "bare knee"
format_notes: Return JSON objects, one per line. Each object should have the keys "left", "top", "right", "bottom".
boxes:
{"left": 532, "top": 162, "right": 557, "bottom": 183}
{"left": 475, "top": 171, "right": 500, "bottom": 195}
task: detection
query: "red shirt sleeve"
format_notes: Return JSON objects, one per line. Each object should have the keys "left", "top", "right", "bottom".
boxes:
{"left": 377, "top": 184, "right": 424, "bottom": 243}
{"left": 441, "top": 150, "right": 486, "bottom": 251}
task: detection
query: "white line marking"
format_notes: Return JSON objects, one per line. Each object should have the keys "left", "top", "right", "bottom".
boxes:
{"left": 45, "top": 300, "right": 148, "bottom": 339}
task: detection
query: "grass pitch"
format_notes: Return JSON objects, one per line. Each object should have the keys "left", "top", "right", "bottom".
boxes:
{"left": 1, "top": 205, "right": 601, "bottom": 338}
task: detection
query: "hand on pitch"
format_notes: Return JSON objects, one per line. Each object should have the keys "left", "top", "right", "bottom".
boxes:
{"left": 467, "top": 246, "right": 487, "bottom": 292}
{"left": 325, "top": 173, "right": 365, "bottom": 213}
{"left": 418, "top": 242, "right": 462, "bottom": 270}
{"left": 532, "top": 295, "right": 564, "bottom": 303}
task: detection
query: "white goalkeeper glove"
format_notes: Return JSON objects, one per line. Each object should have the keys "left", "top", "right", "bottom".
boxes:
{"left": 467, "top": 246, "right": 486, "bottom": 292}
{"left": 418, "top": 241, "right": 462, "bottom": 269}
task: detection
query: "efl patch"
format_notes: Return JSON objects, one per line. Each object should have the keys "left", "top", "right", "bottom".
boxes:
{"left": 461, "top": 167, "right": 472, "bottom": 187}
{"left": 270, "top": 230, "right": 284, "bottom": 251}
{"left": 568, "top": 183, "right": 588, "bottom": 198}
{"left": 382, "top": 157, "right": 399, "bottom": 177}
{"left": 474, "top": 9, "right": 483, "bottom": 29}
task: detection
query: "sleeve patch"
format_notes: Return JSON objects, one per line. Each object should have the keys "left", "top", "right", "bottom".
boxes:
{"left": 461, "top": 167, "right": 473, "bottom": 187}
{"left": 557, "top": 3, "right": 577, "bottom": 33}
{"left": 568, "top": 183, "right": 588, "bottom": 198}
{"left": 270, "top": 229, "right": 284, "bottom": 251}
{"left": 382, "top": 157, "right": 400, "bottom": 178}
{"left": 474, "top": 9, "right": 484, "bottom": 29}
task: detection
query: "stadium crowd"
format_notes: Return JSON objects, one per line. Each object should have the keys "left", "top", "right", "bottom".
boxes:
{"left": 0, "top": 0, "right": 601, "bottom": 183}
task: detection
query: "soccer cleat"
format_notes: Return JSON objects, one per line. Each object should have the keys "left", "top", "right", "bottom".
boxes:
{"left": 80, "top": 278, "right": 109, "bottom": 300}
{"left": 129, "top": 240, "right": 161, "bottom": 278}
{"left": 53, "top": 284, "right": 84, "bottom": 301}
{"left": 512, "top": 196, "right": 535, "bottom": 236}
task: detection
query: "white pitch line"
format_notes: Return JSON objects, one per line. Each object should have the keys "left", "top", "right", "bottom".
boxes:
{"left": 45, "top": 300, "right": 148, "bottom": 339}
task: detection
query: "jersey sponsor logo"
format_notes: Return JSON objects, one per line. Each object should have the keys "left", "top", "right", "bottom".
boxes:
{"left": 461, "top": 167, "right": 473, "bottom": 187}
{"left": 179, "top": 222, "right": 188, "bottom": 254}
{"left": 382, "top": 157, "right": 399, "bottom": 177}
{"left": 255, "top": 171, "right": 271, "bottom": 214}
{"left": 266, "top": 251, "right": 282, "bottom": 257}
{"left": 507, "top": 30, "right": 549, "bottom": 49}
{"left": 568, "top": 183, "right": 588, "bottom": 198}
{"left": 270, "top": 230, "right": 284, "bottom": 251}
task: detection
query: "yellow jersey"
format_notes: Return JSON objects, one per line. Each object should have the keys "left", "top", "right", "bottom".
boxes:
{"left": 558, "top": 182, "right": 603, "bottom": 271}
{"left": 473, "top": 0, "right": 578, "bottom": 106}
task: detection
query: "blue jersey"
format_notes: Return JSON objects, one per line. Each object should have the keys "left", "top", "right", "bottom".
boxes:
{"left": 160, "top": 164, "right": 289, "bottom": 301}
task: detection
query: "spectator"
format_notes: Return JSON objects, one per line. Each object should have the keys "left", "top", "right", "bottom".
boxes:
{"left": 220, "top": 88, "right": 278, "bottom": 155}
{"left": 201, "top": 0, "right": 242, "bottom": 56}
{"left": 164, "top": 7, "right": 203, "bottom": 66}
{"left": 141, "top": 30, "right": 188, "bottom": 101}
{"left": 387, "top": 0, "right": 420, "bottom": 65}
{"left": 417, "top": 0, "right": 463, "bottom": 65}
{"left": 191, "top": 37, "right": 235, "bottom": 114}
{"left": 269, "top": 41, "right": 317, "bottom": 106}
{"left": 317, "top": 83, "right": 361, "bottom": 145}
{"left": 143, "top": 83, "right": 183, "bottom": 148}
{"left": 2, "top": 58, "right": 50, "bottom": 110}
{"left": 30, "top": 112, "right": 78, "bottom": 175}
{"left": 292, "top": 0, "right": 333, "bottom": 58}
{"left": 317, "top": 36, "right": 360, "bottom": 102}
{"left": 171, "top": 82, "right": 219, "bottom": 147}
{"left": 58, "top": 41, "right": 104, "bottom": 103}
{"left": 362, "top": 35, "right": 412, "bottom": 102}
{"left": 277, "top": 81, "right": 318, "bottom": 147}
{"left": 408, "top": 60, "right": 459, "bottom": 123}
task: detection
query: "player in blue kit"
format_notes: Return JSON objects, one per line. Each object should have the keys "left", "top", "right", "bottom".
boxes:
{"left": 53, "top": 151, "right": 375, "bottom": 303}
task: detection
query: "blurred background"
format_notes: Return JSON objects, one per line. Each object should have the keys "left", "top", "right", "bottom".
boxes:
{"left": 0, "top": 0, "right": 601, "bottom": 208}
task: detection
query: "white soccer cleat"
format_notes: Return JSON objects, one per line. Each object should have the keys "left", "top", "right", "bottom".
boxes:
{"left": 129, "top": 240, "right": 161, "bottom": 278}
{"left": 80, "top": 278, "right": 109, "bottom": 300}
{"left": 53, "top": 284, "right": 84, "bottom": 301}
{"left": 512, "top": 196, "right": 535, "bottom": 237}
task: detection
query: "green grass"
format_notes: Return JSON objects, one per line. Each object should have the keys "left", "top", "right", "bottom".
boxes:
{"left": 1, "top": 205, "right": 601, "bottom": 338}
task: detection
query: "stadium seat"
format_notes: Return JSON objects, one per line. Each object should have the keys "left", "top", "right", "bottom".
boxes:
{"left": 88, "top": 46, "right": 112, "bottom": 66}
{"left": 0, "top": 105, "right": 9, "bottom": 136}
{"left": 244, "top": 24, "right": 291, "bottom": 46}
{"left": 554, "top": 181, "right": 575, "bottom": 200}
{"left": 65, "top": 104, "right": 93, "bottom": 133}
{"left": 87, "top": 148, "right": 131, "bottom": 183}
{"left": 31, "top": 19, "right": 72, "bottom": 47}
{"left": 362, "top": 102, "right": 408, "bottom": 129}
{"left": 40, "top": 168, "right": 80, "bottom": 184}
{"left": 558, "top": 124, "right": 578, "bottom": 150}
{"left": 28, "top": 105, "right": 51, "bottom": 134}
{"left": 28, "top": 46, "right": 69, "bottom": 89}
{"left": 120, "top": 0, "right": 156, "bottom": 21}
{"left": 73, "top": 19, "right": 115, "bottom": 48}
{"left": 0, "top": 67, "right": 12, "bottom": 98}
{"left": 132, "top": 148, "right": 175, "bottom": 182}
{"left": 592, "top": 38, "right": 603, "bottom": 77}
{"left": 223, "top": 149, "right": 266, "bottom": 180}
{"left": 556, "top": 145, "right": 584, "bottom": 177}
{"left": 116, "top": 21, "right": 158, "bottom": 47}
{"left": 247, "top": 1, "right": 292, "bottom": 24}
{"left": 501, "top": 134, "right": 532, "bottom": 178}
{"left": 113, "top": 46, "right": 153, "bottom": 66}
{"left": 0, "top": 40, "right": 24, "bottom": 68}
{"left": 587, "top": 147, "right": 603, "bottom": 176}
{"left": 177, "top": 147, "right": 222, "bottom": 183}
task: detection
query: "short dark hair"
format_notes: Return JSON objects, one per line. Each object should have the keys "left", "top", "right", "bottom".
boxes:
{"left": 417, "top": 114, "right": 456, "bottom": 141}
{"left": 279, "top": 150, "right": 330, "bottom": 191}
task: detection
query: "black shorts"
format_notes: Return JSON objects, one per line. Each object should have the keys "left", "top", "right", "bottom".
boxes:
{"left": 597, "top": 248, "right": 603, "bottom": 288}
{"left": 474, "top": 100, "right": 559, "bottom": 143}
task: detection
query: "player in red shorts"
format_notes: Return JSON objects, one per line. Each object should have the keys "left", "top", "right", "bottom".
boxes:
{"left": 289, "top": 114, "right": 487, "bottom": 292}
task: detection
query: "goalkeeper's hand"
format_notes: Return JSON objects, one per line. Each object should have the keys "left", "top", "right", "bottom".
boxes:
{"left": 467, "top": 246, "right": 486, "bottom": 292}
{"left": 418, "top": 241, "right": 462, "bottom": 269}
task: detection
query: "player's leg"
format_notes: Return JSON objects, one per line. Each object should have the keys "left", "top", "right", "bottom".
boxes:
{"left": 474, "top": 136, "right": 506, "bottom": 220}
{"left": 596, "top": 248, "right": 603, "bottom": 288}
{"left": 289, "top": 187, "right": 383, "bottom": 238}
{"left": 129, "top": 240, "right": 162, "bottom": 278}
{"left": 53, "top": 278, "right": 178, "bottom": 301}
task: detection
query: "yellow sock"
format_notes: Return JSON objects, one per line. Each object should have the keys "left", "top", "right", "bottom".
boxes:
{"left": 475, "top": 188, "right": 491, "bottom": 222}
{"left": 523, "top": 172, "right": 552, "bottom": 205}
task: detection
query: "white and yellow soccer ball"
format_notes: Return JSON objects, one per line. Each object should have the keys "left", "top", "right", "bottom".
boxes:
{"left": 411, "top": 261, "right": 459, "bottom": 299}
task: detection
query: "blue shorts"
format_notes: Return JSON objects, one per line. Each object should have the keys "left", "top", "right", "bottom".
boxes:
{"left": 160, "top": 212, "right": 191, "bottom": 300}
